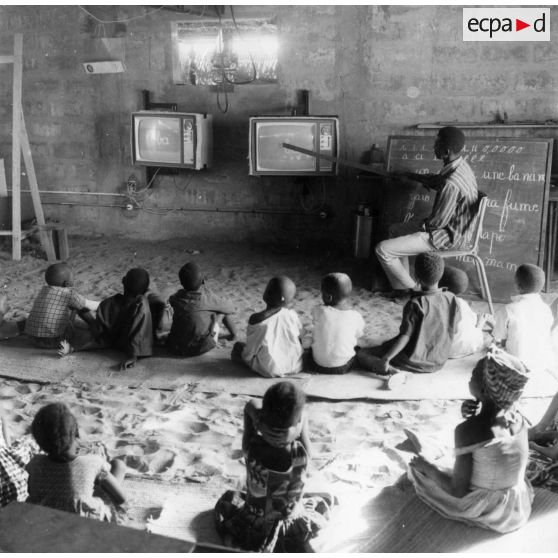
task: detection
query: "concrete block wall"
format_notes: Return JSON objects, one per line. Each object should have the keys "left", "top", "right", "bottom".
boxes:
{"left": 0, "top": 5, "right": 556, "bottom": 247}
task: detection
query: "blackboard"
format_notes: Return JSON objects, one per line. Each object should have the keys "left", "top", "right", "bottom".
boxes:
{"left": 383, "top": 135, "right": 554, "bottom": 302}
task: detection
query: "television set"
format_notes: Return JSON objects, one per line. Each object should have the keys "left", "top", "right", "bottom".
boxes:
{"left": 131, "top": 111, "right": 213, "bottom": 170}
{"left": 248, "top": 116, "right": 339, "bottom": 176}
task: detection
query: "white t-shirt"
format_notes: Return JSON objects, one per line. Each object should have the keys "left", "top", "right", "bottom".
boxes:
{"left": 241, "top": 308, "right": 304, "bottom": 378}
{"left": 311, "top": 305, "right": 365, "bottom": 368}
{"left": 450, "top": 298, "right": 485, "bottom": 358}
{"left": 493, "top": 293, "right": 555, "bottom": 372}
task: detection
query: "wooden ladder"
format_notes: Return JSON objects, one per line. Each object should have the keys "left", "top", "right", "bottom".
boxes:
{"left": 0, "top": 34, "right": 56, "bottom": 261}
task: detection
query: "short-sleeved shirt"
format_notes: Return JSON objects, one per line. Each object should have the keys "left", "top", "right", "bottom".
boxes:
{"left": 166, "top": 286, "right": 234, "bottom": 356}
{"left": 26, "top": 454, "right": 113, "bottom": 521}
{"left": 493, "top": 293, "right": 555, "bottom": 372}
{"left": 392, "top": 289, "right": 461, "bottom": 373}
{"left": 311, "top": 305, "right": 365, "bottom": 368}
{"left": 25, "top": 286, "right": 87, "bottom": 338}
{"left": 242, "top": 308, "right": 304, "bottom": 378}
{"left": 96, "top": 293, "right": 153, "bottom": 358}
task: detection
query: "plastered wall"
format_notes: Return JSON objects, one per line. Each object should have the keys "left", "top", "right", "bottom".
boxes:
{"left": 0, "top": 5, "right": 556, "bottom": 247}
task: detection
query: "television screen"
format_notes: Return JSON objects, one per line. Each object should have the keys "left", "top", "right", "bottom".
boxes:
{"left": 136, "top": 117, "right": 181, "bottom": 164}
{"left": 249, "top": 117, "right": 338, "bottom": 176}
{"left": 256, "top": 122, "right": 317, "bottom": 172}
{"left": 132, "top": 112, "right": 213, "bottom": 170}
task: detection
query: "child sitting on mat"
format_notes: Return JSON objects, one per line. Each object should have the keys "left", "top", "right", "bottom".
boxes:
{"left": 309, "top": 272, "right": 365, "bottom": 374}
{"left": 357, "top": 253, "right": 461, "bottom": 386}
{"left": 59, "top": 267, "right": 155, "bottom": 371}
{"left": 214, "top": 381, "right": 333, "bottom": 552}
{"left": 166, "top": 262, "right": 237, "bottom": 356}
{"left": 493, "top": 263, "right": 555, "bottom": 372}
{"left": 26, "top": 402, "right": 127, "bottom": 522}
{"left": 231, "top": 276, "right": 304, "bottom": 378}
{"left": 439, "top": 266, "right": 493, "bottom": 358}
{"left": 25, "top": 263, "right": 98, "bottom": 349}
{"left": 407, "top": 345, "right": 533, "bottom": 533}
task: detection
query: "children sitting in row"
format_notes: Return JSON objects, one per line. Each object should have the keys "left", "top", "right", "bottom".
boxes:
{"left": 24, "top": 254, "right": 556, "bottom": 383}
{"left": 50, "top": 261, "right": 237, "bottom": 368}
{"left": 231, "top": 276, "right": 304, "bottom": 378}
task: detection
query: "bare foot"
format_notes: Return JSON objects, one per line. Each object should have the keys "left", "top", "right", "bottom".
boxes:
{"left": 58, "top": 340, "right": 74, "bottom": 357}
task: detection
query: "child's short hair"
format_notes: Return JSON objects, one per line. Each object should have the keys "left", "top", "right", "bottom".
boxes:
{"left": 123, "top": 268, "right": 150, "bottom": 296}
{"left": 263, "top": 276, "right": 296, "bottom": 307}
{"left": 179, "top": 262, "right": 204, "bottom": 291}
{"left": 440, "top": 266, "right": 469, "bottom": 295}
{"left": 45, "top": 263, "right": 72, "bottom": 287}
{"left": 261, "top": 381, "right": 305, "bottom": 430}
{"left": 437, "top": 126, "right": 465, "bottom": 154}
{"left": 31, "top": 403, "right": 79, "bottom": 461}
{"left": 515, "top": 264, "right": 545, "bottom": 294}
{"left": 414, "top": 253, "right": 444, "bottom": 288}
{"left": 321, "top": 273, "right": 352, "bottom": 302}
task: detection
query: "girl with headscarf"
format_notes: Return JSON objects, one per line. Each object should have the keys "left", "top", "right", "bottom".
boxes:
{"left": 407, "top": 345, "right": 534, "bottom": 533}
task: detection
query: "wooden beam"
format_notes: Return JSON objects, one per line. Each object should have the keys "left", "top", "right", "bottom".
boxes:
{"left": 20, "top": 110, "right": 56, "bottom": 261}
{"left": 0, "top": 159, "right": 7, "bottom": 197}
{"left": 0, "top": 55, "right": 14, "bottom": 64}
{"left": 11, "top": 34, "right": 22, "bottom": 261}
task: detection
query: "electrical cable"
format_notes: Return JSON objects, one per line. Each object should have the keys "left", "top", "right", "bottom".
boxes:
{"left": 77, "top": 5, "right": 165, "bottom": 24}
{"left": 224, "top": 6, "right": 257, "bottom": 86}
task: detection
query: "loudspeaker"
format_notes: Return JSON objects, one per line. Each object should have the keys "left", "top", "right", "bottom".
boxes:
{"left": 83, "top": 60, "right": 125, "bottom": 74}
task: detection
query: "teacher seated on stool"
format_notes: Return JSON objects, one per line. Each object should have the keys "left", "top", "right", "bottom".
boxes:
{"left": 375, "top": 126, "right": 478, "bottom": 299}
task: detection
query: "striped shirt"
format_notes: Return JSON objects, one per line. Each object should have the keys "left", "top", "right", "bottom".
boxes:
{"left": 425, "top": 156, "right": 478, "bottom": 250}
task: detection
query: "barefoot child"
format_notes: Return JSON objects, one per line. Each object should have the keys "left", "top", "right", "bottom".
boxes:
{"left": 232, "top": 276, "right": 304, "bottom": 377}
{"left": 26, "top": 402, "right": 127, "bottom": 521}
{"left": 25, "top": 263, "right": 98, "bottom": 348}
{"left": 166, "top": 262, "right": 237, "bottom": 356}
{"left": 358, "top": 253, "right": 460, "bottom": 386}
{"left": 408, "top": 346, "right": 533, "bottom": 533}
{"left": 309, "top": 272, "right": 365, "bottom": 374}
{"left": 439, "top": 266, "right": 492, "bottom": 358}
{"left": 60, "top": 268, "right": 155, "bottom": 371}
{"left": 214, "top": 382, "right": 333, "bottom": 552}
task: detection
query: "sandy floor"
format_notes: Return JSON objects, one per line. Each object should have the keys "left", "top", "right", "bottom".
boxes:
{"left": 0, "top": 235, "right": 553, "bottom": 531}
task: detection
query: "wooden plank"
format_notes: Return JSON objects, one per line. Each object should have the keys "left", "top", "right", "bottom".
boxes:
{"left": 20, "top": 110, "right": 56, "bottom": 261}
{"left": 0, "top": 159, "right": 7, "bottom": 197}
{"left": 0, "top": 55, "right": 14, "bottom": 64}
{"left": 11, "top": 34, "right": 22, "bottom": 261}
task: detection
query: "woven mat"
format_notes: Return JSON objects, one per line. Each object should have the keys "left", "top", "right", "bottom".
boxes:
{"left": 304, "top": 351, "right": 558, "bottom": 401}
{"left": 120, "top": 477, "right": 223, "bottom": 545}
{"left": 1, "top": 338, "right": 556, "bottom": 401}
{"left": 119, "top": 476, "right": 558, "bottom": 552}
{"left": 0, "top": 339, "right": 310, "bottom": 397}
